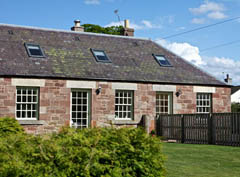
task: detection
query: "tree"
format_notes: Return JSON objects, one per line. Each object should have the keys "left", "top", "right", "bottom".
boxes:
{"left": 82, "top": 24, "right": 124, "bottom": 35}
{"left": 231, "top": 103, "right": 240, "bottom": 112}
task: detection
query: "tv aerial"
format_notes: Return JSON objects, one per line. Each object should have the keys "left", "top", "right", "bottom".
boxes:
{"left": 114, "top": 9, "right": 122, "bottom": 25}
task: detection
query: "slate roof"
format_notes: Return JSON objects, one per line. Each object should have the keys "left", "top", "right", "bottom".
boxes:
{"left": 232, "top": 86, "right": 240, "bottom": 94}
{"left": 0, "top": 24, "right": 227, "bottom": 86}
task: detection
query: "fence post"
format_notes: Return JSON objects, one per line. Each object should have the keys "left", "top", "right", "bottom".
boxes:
{"left": 181, "top": 115, "right": 185, "bottom": 143}
{"left": 212, "top": 114, "right": 216, "bottom": 145}
{"left": 208, "top": 113, "right": 212, "bottom": 144}
{"left": 156, "top": 115, "right": 163, "bottom": 136}
{"left": 208, "top": 113, "right": 216, "bottom": 145}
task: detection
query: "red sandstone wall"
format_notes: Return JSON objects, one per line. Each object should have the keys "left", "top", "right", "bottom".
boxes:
{"left": 213, "top": 87, "right": 231, "bottom": 113}
{"left": 0, "top": 77, "right": 231, "bottom": 134}
{"left": 0, "top": 78, "right": 15, "bottom": 118}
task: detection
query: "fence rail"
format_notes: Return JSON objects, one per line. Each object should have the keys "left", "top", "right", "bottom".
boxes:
{"left": 156, "top": 113, "right": 240, "bottom": 146}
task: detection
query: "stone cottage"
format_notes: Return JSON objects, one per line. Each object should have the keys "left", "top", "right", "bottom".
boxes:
{"left": 0, "top": 20, "right": 231, "bottom": 134}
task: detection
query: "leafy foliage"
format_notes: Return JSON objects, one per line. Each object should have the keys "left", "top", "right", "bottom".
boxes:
{"left": 0, "top": 117, "right": 24, "bottom": 137}
{"left": 0, "top": 125, "right": 165, "bottom": 177}
{"left": 231, "top": 103, "right": 240, "bottom": 112}
{"left": 82, "top": 24, "right": 124, "bottom": 35}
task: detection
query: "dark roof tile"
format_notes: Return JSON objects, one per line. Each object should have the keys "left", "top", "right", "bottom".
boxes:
{"left": 0, "top": 24, "right": 227, "bottom": 86}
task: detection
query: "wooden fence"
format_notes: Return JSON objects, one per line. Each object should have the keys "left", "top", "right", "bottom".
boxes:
{"left": 156, "top": 113, "right": 240, "bottom": 146}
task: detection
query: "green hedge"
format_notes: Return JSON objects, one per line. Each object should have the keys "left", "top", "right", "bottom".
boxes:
{"left": 0, "top": 118, "right": 165, "bottom": 177}
{"left": 0, "top": 117, "right": 24, "bottom": 137}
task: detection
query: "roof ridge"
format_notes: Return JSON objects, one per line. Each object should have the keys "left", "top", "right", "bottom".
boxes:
{"left": 0, "top": 23, "right": 149, "bottom": 41}
{"left": 151, "top": 40, "right": 228, "bottom": 86}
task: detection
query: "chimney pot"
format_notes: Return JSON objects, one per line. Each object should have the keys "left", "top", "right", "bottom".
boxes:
{"left": 124, "top": 19, "right": 129, "bottom": 28}
{"left": 71, "top": 20, "right": 84, "bottom": 32}
{"left": 74, "top": 20, "right": 81, "bottom": 27}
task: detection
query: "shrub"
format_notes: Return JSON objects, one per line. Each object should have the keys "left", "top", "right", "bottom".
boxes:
{"left": 0, "top": 127, "right": 165, "bottom": 177}
{"left": 232, "top": 103, "right": 240, "bottom": 112}
{"left": 0, "top": 117, "right": 24, "bottom": 137}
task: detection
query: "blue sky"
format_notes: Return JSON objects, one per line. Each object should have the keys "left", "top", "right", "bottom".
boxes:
{"left": 1, "top": 0, "right": 240, "bottom": 85}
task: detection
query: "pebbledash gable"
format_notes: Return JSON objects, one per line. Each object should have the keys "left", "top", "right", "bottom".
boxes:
{"left": 0, "top": 23, "right": 231, "bottom": 134}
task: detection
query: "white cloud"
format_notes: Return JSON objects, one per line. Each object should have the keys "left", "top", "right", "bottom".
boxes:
{"left": 191, "top": 18, "right": 206, "bottom": 24}
{"left": 105, "top": 20, "right": 162, "bottom": 30}
{"left": 142, "top": 20, "right": 153, "bottom": 28}
{"left": 178, "top": 27, "right": 186, "bottom": 30}
{"left": 189, "top": 1, "right": 227, "bottom": 23}
{"left": 207, "top": 11, "right": 227, "bottom": 19}
{"left": 202, "top": 56, "right": 240, "bottom": 84}
{"left": 84, "top": 0, "right": 100, "bottom": 5}
{"left": 189, "top": 1, "right": 225, "bottom": 15}
{"left": 155, "top": 39, "right": 240, "bottom": 84}
{"left": 156, "top": 39, "right": 204, "bottom": 66}
{"left": 141, "top": 20, "right": 162, "bottom": 29}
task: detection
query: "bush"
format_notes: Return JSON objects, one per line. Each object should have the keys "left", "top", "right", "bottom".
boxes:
{"left": 0, "top": 117, "right": 24, "bottom": 137}
{"left": 0, "top": 127, "right": 165, "bottom": 177}
{"left": 232, "top": 103, "right": 240, "bottom": 112}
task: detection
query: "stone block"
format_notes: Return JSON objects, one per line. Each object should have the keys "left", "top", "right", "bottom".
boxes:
{"left": 12, "top": 78, "right": 45, "bottom": 87}
{"left": 66, "top": 80, "right": 96, "bottom": 89}
{"left": 152, "top": 84, "right": 176, "bottom": 92}
{"left": 193, "top": 86, "right": 216, "bottom": 93}
{"left": 112, "top": 82, "right": 137, "bottom": 90}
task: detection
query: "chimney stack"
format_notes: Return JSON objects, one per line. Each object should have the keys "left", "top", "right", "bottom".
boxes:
{"left": 123, "top": 19, "right": 134, "bottom": 37}
{"left": 224, "top": 74, "right": 232, "bottom": 85}
{"left": 71, "top": 20, "right": 84, "bottom": 32}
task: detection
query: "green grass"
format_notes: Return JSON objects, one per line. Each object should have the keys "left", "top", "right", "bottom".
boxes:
{"left": 163, "top": 142, "right": 240, "bottom": 177}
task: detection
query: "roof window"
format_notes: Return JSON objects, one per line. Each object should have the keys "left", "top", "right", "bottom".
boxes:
{"left": 91, "top": 49, "right": 111, "bottom": 63}
{"left": 25, "top": 43, "right": 45, "bottom": 58}
{"left": 153, "top": 54, "right": 172, "bottom": 67}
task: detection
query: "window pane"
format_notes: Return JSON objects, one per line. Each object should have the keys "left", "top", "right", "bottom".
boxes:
{"left": 27, "top": 104, "right": 31, "bottom": 110}
{"left": 22, "top": 96, "right": 26, "bottom": 102}
{"left": 16, "top": 111, "right": 21, "bottom": 118}
{"left": 16, "top": 104, "right": 21, "bottom": 110}
{"left": 72, "top": 106, "right": 76, "bottom": 111}
{"left": 32, "top": 111, "right": 36, "bottom": 118}
{"left": 33, "top": 96, "right": 37, "bottom": 102}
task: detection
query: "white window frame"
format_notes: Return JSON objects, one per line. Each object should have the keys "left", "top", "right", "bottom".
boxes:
{"left": 196, "top": 93, "right": 212, "bottom": 113}
{"left": 115, "top": 90, "right": 134, "bottom": 120}
{"left": 15, "top": 87, "right": 39, "bottom": 120}
{"left": 156, "top": 92, "right": 173, "bottom": 115}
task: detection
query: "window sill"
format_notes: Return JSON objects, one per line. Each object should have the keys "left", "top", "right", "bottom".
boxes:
{"left": 18, "top": 120, "right": 46, "bottom": 125}
{"left": 112, "top": 119, "right": 139, "bottom": 125}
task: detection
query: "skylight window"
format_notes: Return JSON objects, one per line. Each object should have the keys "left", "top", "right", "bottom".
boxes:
{"left": 153, "top": 54, "right": 172, "bottom": 67}
{"left": 25, "top": 43, "right": 45, "bottom": 58}
{"left": 91, "top": 49, "right": 111, "bottom": 63}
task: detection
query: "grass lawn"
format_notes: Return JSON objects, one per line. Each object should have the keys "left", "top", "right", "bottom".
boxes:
{"left": 162, "top": 142, "right": 240, "bottom": 177}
